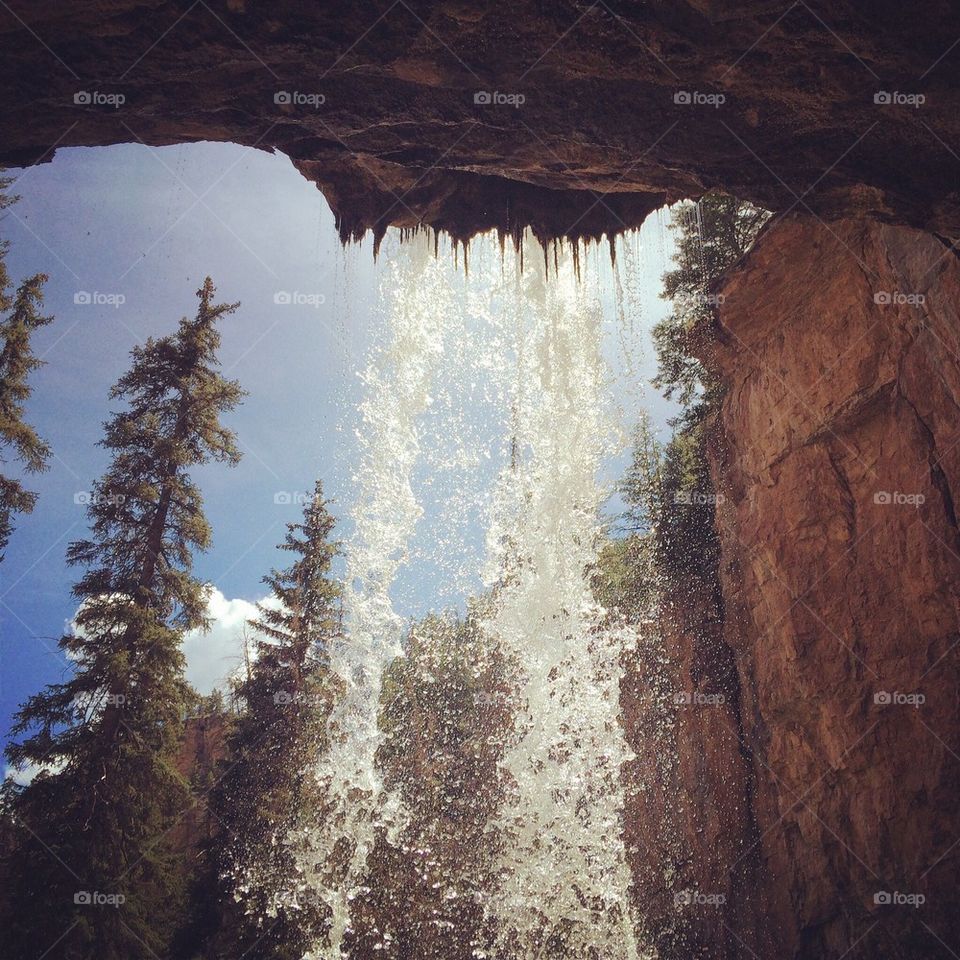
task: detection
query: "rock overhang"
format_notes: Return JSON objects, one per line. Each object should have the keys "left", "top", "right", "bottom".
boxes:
{"left": 1, "top": 1, "right": 958, "bottom": 251}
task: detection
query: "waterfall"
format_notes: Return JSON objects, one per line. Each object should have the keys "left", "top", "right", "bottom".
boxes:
{"left": 296, "top": 235, "right": 450, "bottom": 959}
{"left": 288, "top": 230, "right": 651, "bottom": 959}
{"left": 480, "top": 243, "right": 648, "bottom": 959}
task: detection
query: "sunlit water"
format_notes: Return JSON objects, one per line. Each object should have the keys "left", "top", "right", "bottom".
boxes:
{"left": 296, "top": 240, "right": 450, "bottom": 957}
{"left": 262, "top": 229, "right": 671, "bottom": 959}
{"left": 479, "top": 250, "right": 647, "bottom": 959}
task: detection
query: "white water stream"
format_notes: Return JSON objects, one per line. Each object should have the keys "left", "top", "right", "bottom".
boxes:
{"left": 479, "top": 249, "right": 646, "bottom": 960}
{"left": 283, "top": 230, "right": 664, "bottom": 959}
{"left": 294, "top": 239, "right": 452, "bottom": 958}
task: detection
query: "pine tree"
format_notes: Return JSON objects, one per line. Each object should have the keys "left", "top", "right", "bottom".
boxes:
{"left": 652, "top": 192, "right": 769, "bottom": 413}
{"left": 0, "top": 174, "right": 53, "bottom": 561}
{"left": 595, "top": 411, "right": 664, "bottom": 619}
{"left": 2, "top": 278, "right": 243, "bottom": 960}
{"left": 209, "top": 479, "right": 342, "bottom": 960}
{"left": 621, "top": 409, "right": 663, "bottom": 537}
{"left": 356, "top": 610, "right": 507, "bottom": 960}
{"left": 648, "top": 194, "right": 770, "bottom": 575}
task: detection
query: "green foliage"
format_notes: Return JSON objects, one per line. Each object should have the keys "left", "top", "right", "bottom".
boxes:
{"left": 601, "top": 194, "right": 769, "bottom": 594}
{"left": 595, "top": 411, "right": 663, "bottom": 621}
{"left": 642, "top": 194, "right": 769, "bottom": 577}
{"left": 655, "top": 412, "right": 720, "bottom": 578}
{"left": 0, "top": 175, "right": 53, "bottom": 560}
{"left": 208, "top": 480, "right": 342, "bottom": 960}
{"left": 620, "top": 410, "right": 663, "bottom": 536}
{"left": 2, "top": 278, "right": 243, "bottom": 960}
{"left": 652, "top": 192, "right": 769, "bottom": 414}
{"left": 67, "top": 278, "right": 244, "bottom": 628}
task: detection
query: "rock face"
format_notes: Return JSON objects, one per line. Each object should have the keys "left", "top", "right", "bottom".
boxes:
{"left": 2, "top": 2, "right": 960, "bottom": 244}
{"left": 172, "top": 713, "right": 229, "bottom": 856}
{"left": 688, "top": 214, "right": 960, "bottom": 958}
{"left": 623, "top": 574, "right": 774, "bottom": 959}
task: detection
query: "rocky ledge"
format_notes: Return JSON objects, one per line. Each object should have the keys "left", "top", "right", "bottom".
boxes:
{"left": 1, "top": 2, "right": 959, "bottom": 247}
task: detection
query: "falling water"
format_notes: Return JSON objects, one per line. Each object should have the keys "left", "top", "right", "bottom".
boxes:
{"left": 281, "top": 229, "right": 658, "bottom": 959}
{"left": 294, "top": 237, "right": 453, "bottom": 959}
{"left": 480, "top": 245, "right": 648, "bottom": 959}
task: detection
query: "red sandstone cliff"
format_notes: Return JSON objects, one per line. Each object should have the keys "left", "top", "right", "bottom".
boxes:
{"left": 681, "top": 214, "right": 960, "bottom": 959}
{"left": 172, "top": 713, "right": 230, "bottom": 857}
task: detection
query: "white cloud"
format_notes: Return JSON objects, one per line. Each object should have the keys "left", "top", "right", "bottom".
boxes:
{"left": 182, "top": 588, "right": 268, "bottom": 695}
{"left": 4, "top": 758, "right": 65, "bottom": 786}
{"left": 65, "top": 588, "right": 281, "bottom": 698}
{"left": 6, "top": 592, "right": 280, "bottom": 786}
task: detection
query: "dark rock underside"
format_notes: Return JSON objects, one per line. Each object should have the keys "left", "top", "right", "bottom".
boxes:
{"left": 1, "top": 1, "right": 959, "bottom": 250}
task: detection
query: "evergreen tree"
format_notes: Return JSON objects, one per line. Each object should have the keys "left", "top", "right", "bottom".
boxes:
{"left": 209, "top": 479, "right": 342, "bottom": 960}
{"left": 353, "top": 609, "right": 506, "bottom": 960}
{"left": 655, "top": 417, "right": 719, "bottom": 577}
{"left": 0, "top": 174, "right": 53, "bottom": 561}
{"left": 2, "top": 278, "right": 243, "bottom": 960}
{"left": 652, "top": 192, "right": 769, "bottom": 414}
{"left": 620, "top": 409, "right": 663, "bottom": 537}
{"left": 647, "top": 194, "right": 769, "bottom": 575}
{"left": 596, "top": 411, "right": 663, "bottom": 619}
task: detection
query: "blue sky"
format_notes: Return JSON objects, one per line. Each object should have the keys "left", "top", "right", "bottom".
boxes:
{"left": 0, "top": 141, "right": 677, "bottom": 750}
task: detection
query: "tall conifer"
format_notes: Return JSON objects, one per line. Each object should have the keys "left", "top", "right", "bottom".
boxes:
{"left": 210, "top": 479, "right": 341, "bottom": 960}
{"left": 3, "top": 278, "right": 243, "bottom": 960}
{"left": 0, "top": 175, "right": 53, "bottom": 560}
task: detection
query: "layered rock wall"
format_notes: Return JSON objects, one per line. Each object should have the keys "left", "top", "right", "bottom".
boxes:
{"left": 692, "top": 215, "right": 960, "bottom": 958}
{"left": 2, "top": 2, "right": 960, "bottom": 243}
